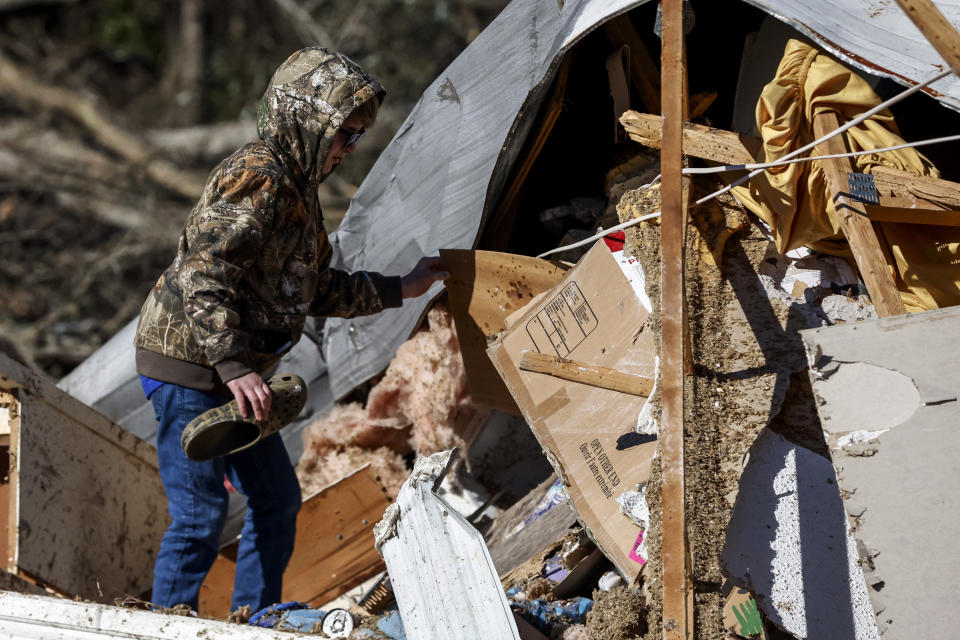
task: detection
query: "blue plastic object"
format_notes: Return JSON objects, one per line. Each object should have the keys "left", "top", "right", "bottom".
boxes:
{"left": 376, "top": 610, "right": 408, "bottom": 640}
{"left": 511, "top": 597, "right": 594, "bottom": 632}
{"left": 277, "top": 608, "right": 327, "bottom": 632}
{"left": 249, "top": 601, "right": 309, "bottom": 628}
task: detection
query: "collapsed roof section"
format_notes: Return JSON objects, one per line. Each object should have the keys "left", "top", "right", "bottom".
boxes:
{"left": 323, "top": 0, "right": 960, "bottom": 402}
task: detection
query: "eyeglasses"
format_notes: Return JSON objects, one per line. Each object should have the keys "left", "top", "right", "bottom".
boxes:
{"left": 337, "top": 126, "right": 366, "bottom": 148}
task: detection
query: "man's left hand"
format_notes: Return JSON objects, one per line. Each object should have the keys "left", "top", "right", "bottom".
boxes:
{"left": 401, "top": 256, "right": 450, "bottom": 299}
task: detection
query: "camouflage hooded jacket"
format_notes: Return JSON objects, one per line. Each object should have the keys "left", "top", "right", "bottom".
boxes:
{"left": 134, "top": 49, "right": 401, "bottom": 390}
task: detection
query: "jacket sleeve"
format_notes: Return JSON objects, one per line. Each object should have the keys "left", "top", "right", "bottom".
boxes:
{"left": 178, "top": 168, "right": 277, "bottom": 383}
{"left": 308, "top": 268, "right": 404, "bottom": 318}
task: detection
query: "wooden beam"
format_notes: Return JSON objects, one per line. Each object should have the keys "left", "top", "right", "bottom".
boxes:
{"left": 659, "top": 0, "right": 693, "bottom": 638}
{"left": 199, "top": 466, "right": 390, "bottom": 618}
{"left": 894, "top": 0, "right": 960, "bottom": 77}
{"left": 481, "top": 58, "right": 571, "bottom": 250}
{"left": 867, "top": 199, "right": 960, "bottom": 226}
{"left": 604, "top": 15, "right": 662, "bottom": 113}
{"left": 519, "top": 351, "right": 654, "bottom": 397}
{"left": 620, "top": 110, "right": 758, "bottom": 164}
{"left": 871, "top": 165, "right": 960, "bottom": 208}
{"left": 813, "top": 111, "right": 906, "bottom": 316}
{"left": 621, "top": 111, "right": 960, "bottom": 210}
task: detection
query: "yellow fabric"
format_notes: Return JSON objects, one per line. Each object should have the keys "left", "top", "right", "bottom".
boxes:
{"left": 731, "top": 39, "right": 960, "bottom": 312}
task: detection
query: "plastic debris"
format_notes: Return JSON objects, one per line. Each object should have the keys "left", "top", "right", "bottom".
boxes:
{"left": 277, "top": 608, "right": 325, "bottom": 632}
{"left": 376, "top": 610, "right": 408, "bottom": 639}
{"left": 322, "top": 609, "right": 355, "bottom": 638}
{"left": 598, "top": 571, "right": 624, "bottom": 591}
{"left": 249, "top": 601, "right": 309, "bottom": 628}
{"left": 509, "top": 596, "right": 594, "bottom": 634}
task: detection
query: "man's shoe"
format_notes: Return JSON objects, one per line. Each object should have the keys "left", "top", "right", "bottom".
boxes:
{"left": 180, "top": 373, "right": 308, "bottom": 461}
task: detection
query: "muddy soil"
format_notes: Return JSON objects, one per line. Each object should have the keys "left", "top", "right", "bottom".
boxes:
{"left": 586, "top": 586, "right": 647, "bottom": 640}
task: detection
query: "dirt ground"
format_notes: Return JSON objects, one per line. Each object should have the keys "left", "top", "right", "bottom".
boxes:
{"left": 586, "top": 586, "right": 647, "bottom": 640}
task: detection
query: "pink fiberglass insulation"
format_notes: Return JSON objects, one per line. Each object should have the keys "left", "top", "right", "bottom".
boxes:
{"left": 366, "top": 302, "right": 469, "bottom": 453}
{"left": 297, "top": 303, "right": 472, "bottom": 497}
{"left": 299, "top": 445, "right": 409, "bottom": 498}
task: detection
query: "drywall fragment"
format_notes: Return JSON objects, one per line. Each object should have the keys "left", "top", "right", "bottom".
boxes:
{"left": 722, "top": 430, "right": 879, "bottom": 640}
{"left": 375, "top": 449, "right": 520, "bottom": 640}
{"left": 801, "top": 308, "right": 960, "bottom": 638}
{"left": 811, "top": 361, "right": 920, "bottom": 443}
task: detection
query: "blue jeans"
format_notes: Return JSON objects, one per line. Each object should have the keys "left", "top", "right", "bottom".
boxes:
{"left": 150, "top": 383, "right": 301, "bottom": 612}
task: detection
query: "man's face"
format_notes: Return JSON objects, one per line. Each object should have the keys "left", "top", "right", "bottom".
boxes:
{"left": 321, "top": 112, "right": 365, "bottom": 176}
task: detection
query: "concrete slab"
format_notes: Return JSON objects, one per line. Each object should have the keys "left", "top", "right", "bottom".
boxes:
{"left": 801, "top": 307, "right": 960, "bottom": 638}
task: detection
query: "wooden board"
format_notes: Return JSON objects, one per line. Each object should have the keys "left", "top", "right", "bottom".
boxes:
{"left": 0, "top": 353, "right": 167, "bottom": 601}
{"left": 199, "top": 465, "right": 390, "bottom": 618}
{"left": 621, "top": 110, "right": 758, "bottom": 165}
{"left": 441, "top": 250, "right": 567, "bottom": 414}
{"left": 604, "top": 15, "right": 661, "bottom": 113}
{"left": 485, "top": 475, "right": 578, "bottom": 578}
{"left": 813, "top": 112, "right": 906, "bottom": 317}
{"left": 659, "top": 1, "right": 693, "bottom": 638}
{"left": 894, "top": 0, "right": 960, "bottom": 77}
{"left": 866, "top": 202, "right": 960, "bottom": 226}
{"left": 519, "top": 351, "right": 653, "bottom": 397}
{"left": 621, "top": 110, "right": 960, "bottom": 213}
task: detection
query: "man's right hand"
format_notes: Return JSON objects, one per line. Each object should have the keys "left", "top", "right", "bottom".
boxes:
{"left": 226, "top": 372, "right": 272, "bottom": 422}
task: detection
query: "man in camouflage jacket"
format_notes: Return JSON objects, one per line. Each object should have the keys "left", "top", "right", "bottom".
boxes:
{"left": 134, "top": 48, "right": 447, "bottom": 612}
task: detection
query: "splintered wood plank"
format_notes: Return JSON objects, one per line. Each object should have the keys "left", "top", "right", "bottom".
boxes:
{"left": 0, "top": 353, "right": 167, "bottom": 601}
{"left": 620, "top": 111, "right": 758, "bottom": 165}
{"left": 441, "top": 249, "right": 567, "bottom": 414}
{"left": 866, "top": 202, "right": 960, "bottom": 226}
{"left": 1, "top": 389, "right": 16, "bottom": 573}
{"left": 621, "top": 111, "right": 960, "bottom": 211}
{"left": 518, "top": 351, "right": 653, "bottom": 397}
{"left": 659, "top": 0, "right": 693, "bottom": 638}
{"left": 894, "top": 0, "right": 960, "bottom": 77}
{"left": 871, "top": 165, "right": 960, "bottom": 208}
{"left": 199, "top": 466, "right": 390, "bottom": 618}
{"left": 813, "top": 112, "right": 906, "bottom": 317}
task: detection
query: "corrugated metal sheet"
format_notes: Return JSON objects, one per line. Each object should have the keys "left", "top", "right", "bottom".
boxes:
{"left": 375, "top": 450, "right": 520, "bottom": 640}
{"left": 743, "top": 0, "right": 960, "bottom": 110}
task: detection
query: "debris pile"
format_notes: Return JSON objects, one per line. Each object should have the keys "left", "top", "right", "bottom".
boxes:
{"left": 296, "top": 303, "right": 476, "bottom": 497}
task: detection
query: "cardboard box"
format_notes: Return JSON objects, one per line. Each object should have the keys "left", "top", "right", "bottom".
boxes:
{"left": 487, "top": 242, "right": 657, "bottom": 580}
{"left": 441, "top": 250, "right": 568, "bottom": 415}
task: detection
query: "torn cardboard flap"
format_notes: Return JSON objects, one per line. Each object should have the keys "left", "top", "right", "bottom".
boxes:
{"left": 487, "top": 242, "right": 657, "bottom": 581}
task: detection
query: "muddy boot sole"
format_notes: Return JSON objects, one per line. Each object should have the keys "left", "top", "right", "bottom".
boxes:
{"left": 181, "top": 373, "right": 307, "bottom": 461}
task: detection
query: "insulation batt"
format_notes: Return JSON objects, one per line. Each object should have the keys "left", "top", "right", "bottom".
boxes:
{"left": 297, "top": 304, "right": 471, "bottom": 497}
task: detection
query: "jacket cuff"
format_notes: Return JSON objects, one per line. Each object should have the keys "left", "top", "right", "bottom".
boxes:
{"left": 378, "top": 275, "right": 404, "bottom": 309}
{"left": 215, "top": 357, "right": 254, "bottom": 384}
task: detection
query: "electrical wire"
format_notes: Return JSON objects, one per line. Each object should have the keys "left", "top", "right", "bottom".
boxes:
{"left": 536, "top": 68, "right": 953, "bottom": 259}
{"left": 681, "top": 133, "right": 960, "bottom": 174}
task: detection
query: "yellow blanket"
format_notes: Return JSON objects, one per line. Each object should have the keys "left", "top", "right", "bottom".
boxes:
{"left": 732, "top": 39, "right": 960, "bottom": 312}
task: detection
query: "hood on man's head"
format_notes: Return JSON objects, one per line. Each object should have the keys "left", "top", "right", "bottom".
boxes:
{"left": 257, "top": 47, "right": 385, "bottom": 186}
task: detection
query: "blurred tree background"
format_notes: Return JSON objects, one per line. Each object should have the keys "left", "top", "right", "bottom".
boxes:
{"left": 0, "top": 0, "right": 508, "bottom": 378}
